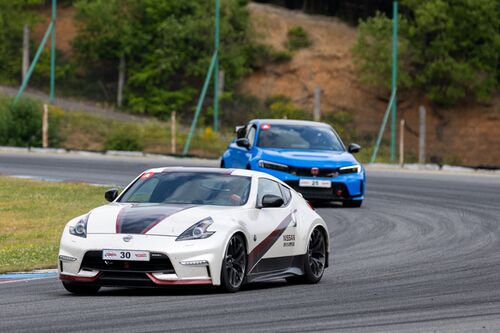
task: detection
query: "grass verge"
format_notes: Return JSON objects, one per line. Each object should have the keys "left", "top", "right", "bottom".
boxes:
{"left": 0, "top": 176, "right": 105, "bottom": 273}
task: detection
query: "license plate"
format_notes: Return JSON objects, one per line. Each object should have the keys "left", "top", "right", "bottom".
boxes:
{"left": 299, "top": 179, "right": 332, "bottom": 188}
{"left": 102, "top": 250, "right": 150, "bottom": 261}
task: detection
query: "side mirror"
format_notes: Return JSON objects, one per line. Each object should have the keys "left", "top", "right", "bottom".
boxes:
{"left": 348, "top": 143, "right": 361, "bottom": 154}
{"left": 105, "top": 188, "right": 119, "bottom": 202}
{"left": 235, "top": 125, "right": 246, "bottom": 139}
{"left": 261, "top": 194, "right": 284, "bottom": 208}
{"left": 236, "top": 138, "right": 251, "bottom": 149}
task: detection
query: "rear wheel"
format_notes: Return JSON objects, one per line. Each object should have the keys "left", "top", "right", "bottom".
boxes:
{"left": 62, "top": 281, "right": 100, "bottom": 295}
{"left": 287, "top": 228, "right": 326, "bottom": 284}
{"left": 220, "top": 234, "right": 247, "bottom": 292}
{"left": 220, "top": 160, "right": 225, "bottom": 168}
{"left": 343, "top": 200, "right": 363, "bottom": 208}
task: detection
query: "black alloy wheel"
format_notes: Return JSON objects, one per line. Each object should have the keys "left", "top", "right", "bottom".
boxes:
{"left": 221, "top": 234, "right": 247, "bottom": 292}
{"left": 304, "top": 228, "right": 326, "bottom": 283}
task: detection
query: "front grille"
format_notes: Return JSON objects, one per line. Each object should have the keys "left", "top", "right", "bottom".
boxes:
{"left": 81, "top": 251, "right": 175, "bottom": 274}
{"left": 290, "top": 167, "right": 339, "bottom": 178}
{"left": 286, "top": 181, "right": 350, "bottom": 200}
{"left": 98, "top": 271, "right": 155, "bottom": 287}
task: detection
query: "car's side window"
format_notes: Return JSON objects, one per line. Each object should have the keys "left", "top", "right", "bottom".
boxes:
{"left": 279, "top": 184, "right": 292, "bottom": 206}
{"left": 246, "top": 126, "right": 257, "bottom": 147}
{"left": 257, "top": 178, "right": 283, "bottom": 206}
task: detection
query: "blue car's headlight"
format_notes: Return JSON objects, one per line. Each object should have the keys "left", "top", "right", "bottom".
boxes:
{"left": 338, "top": 164, "right": 362, "bottom": 175}
{"left": 176, "top": 217, "right": 215, "bottom": 241}
{"left": 258, "top": 160, "right": 289, "bottom": 172}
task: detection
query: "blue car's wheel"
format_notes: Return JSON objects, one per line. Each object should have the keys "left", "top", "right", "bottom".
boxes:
{"left": 343, "top": 200, "right": 363, "bottom": 208}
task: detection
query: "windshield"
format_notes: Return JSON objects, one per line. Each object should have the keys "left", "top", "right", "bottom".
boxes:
{"left": 257, "top": 124, "right": 345, "bottom": 151}
{"left": 119, "top": 172, "right": 251, "bottom": 206}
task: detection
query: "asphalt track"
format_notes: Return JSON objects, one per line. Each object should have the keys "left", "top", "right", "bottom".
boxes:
{"left": 1, "top": 151, "right": 500, "bottom": 332}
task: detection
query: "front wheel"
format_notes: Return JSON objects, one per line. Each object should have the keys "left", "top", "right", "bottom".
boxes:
{"left": 220, "top": 234, "right": 247, "bottom": 292}
{"left": 62, "top": 281, "right": 100, "bottom": 295}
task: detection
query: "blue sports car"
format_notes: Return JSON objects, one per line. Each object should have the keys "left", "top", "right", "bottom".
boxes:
{"left": 220, "top": 119, "right": 365, "bottom": 207}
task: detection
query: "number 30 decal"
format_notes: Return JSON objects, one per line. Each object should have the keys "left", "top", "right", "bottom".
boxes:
{"left": 120, "top": 251, "right": 131, "bottom": 259}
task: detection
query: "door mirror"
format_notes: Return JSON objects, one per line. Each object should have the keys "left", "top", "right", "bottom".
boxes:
{"left": 261, "top": 194, "right": 284, "bottom": 208}
{"left": 105, "top": 188, "right": 119, "bottom": 202}
{"left": 236, "top": 138, "right": 251, "bottom": 149}
{"left": 235, "top": 125, "right": 246, "bottom": 139}
{"left": 348, "top": 143, "right": 361, "bottom": 154}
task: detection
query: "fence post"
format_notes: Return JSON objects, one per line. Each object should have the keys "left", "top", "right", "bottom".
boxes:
{"left": 22, "top": 25, "right": 30, "bottom": 82}
{"left": 314, "top": 85, "right": 321, "bottom": 121}
{"left": 419, "top": 106, "right": 426, "bottom": 165}
{"left": 399, "top": 119, "right": 405, "bottom": 167}
{"left": 171, "top": 111, "right": 176, "bottom": 154}
{"left": 117, "top": 55, "right": 125, "bottom": 107}
{"left": 42, "top": 104, "right": 49, "bottom": 148}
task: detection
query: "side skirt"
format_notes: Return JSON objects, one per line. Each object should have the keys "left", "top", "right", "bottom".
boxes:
{"left": 245, "top": 255, "right": 306, "bottom": 283}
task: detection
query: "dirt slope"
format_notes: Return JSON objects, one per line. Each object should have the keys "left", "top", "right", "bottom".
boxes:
{"left": 241, "top": 3, "right": 500, "bottom": 167}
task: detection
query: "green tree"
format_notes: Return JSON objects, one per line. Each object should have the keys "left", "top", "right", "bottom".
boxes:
{"left": 0, "top": 0, "right": 43, "bottom": 83}
{"left": 73, "top": 0, "right": 255, "bottom": 118}
{"left": 352, "top": 12, "right": 412, "bottom": 94}
{"left": 353, "top": 0, "right": 500, "bottom": 107}
{"left": 407, "top": 0, "right": 499, "bottom": 106}
{"left": 73, "top": 0, "right": 138, "bottom": 106}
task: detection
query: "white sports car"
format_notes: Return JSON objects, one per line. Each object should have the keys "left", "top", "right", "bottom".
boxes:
{"left": 58, "top": 167, "right": 329, "bottom": 294}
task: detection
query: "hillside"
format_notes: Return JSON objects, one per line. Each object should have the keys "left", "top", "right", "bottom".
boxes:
{"left": 242, "top": 3, "right": 500, "bottom": 167}
{"left": 28, "top": 2, "right": 500, "bottom": 167}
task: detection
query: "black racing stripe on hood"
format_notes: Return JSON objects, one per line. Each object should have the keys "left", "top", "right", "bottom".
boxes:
{"left": 115, "top": 204, "right": 195, "bottom": 234}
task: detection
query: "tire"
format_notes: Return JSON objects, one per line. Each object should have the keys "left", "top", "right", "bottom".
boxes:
{"left": 62, "top": 281, "right": 100, "bottom": 295}
{"left": 343, "top": 200, "right": 363, "bottom": 208}
{"left": 220, "top": 234, "right": 247, "bottom": 292}
{"left": 286, "top": 228, "right": 327, "bottom": 285}
{"left": 303, "top": 228, "right": 327, "bottom": 284}
{"left": 220, "top": 160, "right": 225, "bottom": 168}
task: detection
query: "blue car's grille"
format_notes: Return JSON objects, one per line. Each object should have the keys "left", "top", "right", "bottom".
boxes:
{"left": 289, "top": 166, "right": 339, "bottom": 178}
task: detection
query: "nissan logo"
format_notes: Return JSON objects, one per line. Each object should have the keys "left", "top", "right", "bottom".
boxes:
{"left": 123, "top": 235, "right": 133, "bottom": 242}
{"left": 311, "top": 167, "right": 319, "bottom": 176}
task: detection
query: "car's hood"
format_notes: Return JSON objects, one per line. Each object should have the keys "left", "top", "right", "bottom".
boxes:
{"left": 85, "top": 203, "right": 242, "bottom": 236}
{"left": 257, "top": 148, "right": 359, "bottom": 168}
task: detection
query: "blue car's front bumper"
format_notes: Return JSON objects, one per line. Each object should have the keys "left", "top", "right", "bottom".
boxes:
{"left": 252, "top": 165, "right": 365, "bottom": 201}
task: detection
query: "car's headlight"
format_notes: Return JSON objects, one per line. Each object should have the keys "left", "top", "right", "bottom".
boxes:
{"left": 69, "top": 214, "right": 89, "bottom": 238}
{"left": 258, "top": 160, "right": 289, "bottom": 172}
{"left": 338, "top": 164, "right": 362, "bottom": 174}
{"left": 176, "top": 217, "right": 215, "bottom": 241}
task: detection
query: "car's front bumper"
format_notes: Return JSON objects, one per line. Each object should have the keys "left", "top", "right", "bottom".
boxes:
{"left": 59, "top": 230, "right": 224, "bottom": 287}
{"left": 252, "top": 166, "right": 365, "bottom": 201}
